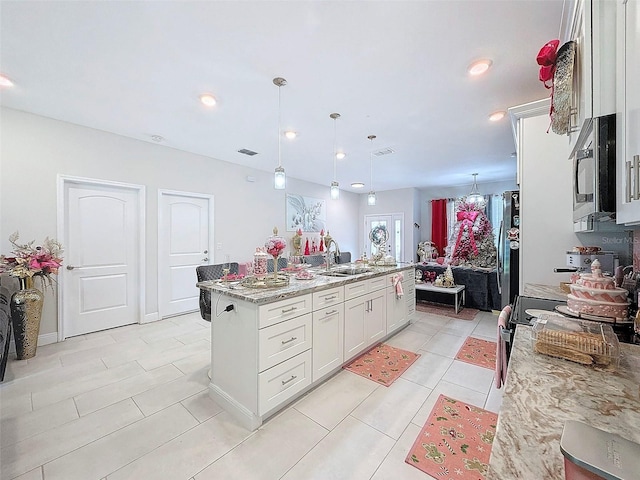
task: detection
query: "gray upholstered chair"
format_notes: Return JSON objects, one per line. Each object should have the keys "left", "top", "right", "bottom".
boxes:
{"left": 303, "top": 254, "right": 326, "bottom": 267}
{"left": 196, "top": 262, "right": 239, "bottom": 321}
{"left": 336, "top": 252, "right": 351, "bottom": 264}
{"left": 0, "top": 285, "right": 11, "bottom": 382}
{"left": 267, "top": 257, "right": 288, "bottom": 272}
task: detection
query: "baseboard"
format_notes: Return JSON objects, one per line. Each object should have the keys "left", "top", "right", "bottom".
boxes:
{"left": 209, "top": 383, "right": 262, "bottom": 431}
{"left": 142, "top": 312, "right": 159, "bottom": 324}
{"left": 8, "top": 331, "right": 59, "bottom": 354}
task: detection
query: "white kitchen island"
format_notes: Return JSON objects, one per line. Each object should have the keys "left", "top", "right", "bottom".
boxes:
{"left": 197, "top": 264, "right": 415, "bottom": 430}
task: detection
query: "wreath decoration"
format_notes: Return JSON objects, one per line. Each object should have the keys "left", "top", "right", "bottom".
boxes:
{"left": 369, "top": 225, "right": 389, "bottom": 247}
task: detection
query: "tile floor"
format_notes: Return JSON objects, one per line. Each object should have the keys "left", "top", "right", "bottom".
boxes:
{"left": 0, "top": 308, "right": 503, "bottom": 480}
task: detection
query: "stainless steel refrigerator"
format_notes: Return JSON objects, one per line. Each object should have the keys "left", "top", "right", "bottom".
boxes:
{"left": 498, "top": 191, "right": 520, "bottom": 308}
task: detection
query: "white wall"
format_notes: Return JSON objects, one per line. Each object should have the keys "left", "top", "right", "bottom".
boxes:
{"left": 357, "top": 187, "right": 419, "bottom": 263}
{"left": 0, "top": 107, "right": 360, "bottom": 336}
{"left": 518, "top": 111, "right": 575, "bottom": 287}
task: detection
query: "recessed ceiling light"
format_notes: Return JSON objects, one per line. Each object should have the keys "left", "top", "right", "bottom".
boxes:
{"left": 489, "top": 111, "right": 506, "bottom": 122}
{"left": 284, "top": 130, "right": 297, "bottom": 139}
{"left": 0, "top": 74, "right": 14, "bottom": 88}
{"left": 351, "top": 182, "right": 365, "bottom": 189}
{"left": 336, "top": 152, "right": 346, "bottom": 160}
{"left": 467, "top": 59, "right": 493, "bottom": 76}
{"left": 151, "top": 135, "right": 164, "bottom": 142}
{"left": 199, "top": 93, "right": 217, "bottom": 107}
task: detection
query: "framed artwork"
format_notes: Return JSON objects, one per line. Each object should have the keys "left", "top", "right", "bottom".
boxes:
{"left": 286, "top": 194, "right": 326, "bottom": 232}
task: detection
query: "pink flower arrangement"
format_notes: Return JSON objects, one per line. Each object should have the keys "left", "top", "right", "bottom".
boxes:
{"left": 1, "top": 231, "right": 64, "bottom": 286}
{"left": 265, "top": 237, "right": 286, "bottom": 258}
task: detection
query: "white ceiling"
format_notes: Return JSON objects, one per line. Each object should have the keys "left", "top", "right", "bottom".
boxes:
{"left": 0, "top": 0, "right": 565, "bottom": 193}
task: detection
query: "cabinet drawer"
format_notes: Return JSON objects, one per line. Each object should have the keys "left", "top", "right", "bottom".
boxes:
{"left": 345, "top": 280, "right": 368, "bottom": 300}
{"left": 258, "top": 350, "right": 312, "bottom": 415}
{"left": 312, "top": 286, "right": 344, "bottom": 311}
{"left": 369, "top": 276, "right": 387, "bottom": 292}
{"left": 258, "top": 294, "right": 312, "bottom": 328}
{"left": 258, "top": 313, "right": 312, "bottom": 372}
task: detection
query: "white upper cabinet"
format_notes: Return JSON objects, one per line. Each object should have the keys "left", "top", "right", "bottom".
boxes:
{"left": 566, "top": 0, "right": 617, "bottom": 152}
{"left": 616, "top": 0, "right": 640, "bottom": 224}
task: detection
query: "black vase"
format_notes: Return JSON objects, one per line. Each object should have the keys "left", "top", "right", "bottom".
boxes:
{"left": 10, "top": 277, "right": 44, "bottom": 360}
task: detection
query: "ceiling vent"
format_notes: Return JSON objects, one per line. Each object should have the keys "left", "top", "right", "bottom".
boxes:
{"left": 237, "top": 148, "right": 258, "bottom": 156}
{"left": 373, "top": 147, "right": 395, "bottom": 156}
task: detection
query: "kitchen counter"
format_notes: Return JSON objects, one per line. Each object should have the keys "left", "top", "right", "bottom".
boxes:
{"left": 200, "top": 263, "right": 416, "bottom": 431}
{"left": 523, "top": 283, "right": 568, "bottom": 302}
{"left": 487, "top": 325, "right": 640, "bottom": 479}
{"left": 197, "top": 263, "right": 413, "bottom": 304}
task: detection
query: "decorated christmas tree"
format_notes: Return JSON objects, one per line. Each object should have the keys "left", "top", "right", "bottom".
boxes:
{"left": 445, "top": 200, "right": 497, "bottom": 268}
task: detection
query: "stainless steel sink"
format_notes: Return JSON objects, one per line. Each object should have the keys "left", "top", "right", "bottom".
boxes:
{"left": 317, "top": 267, "right": 372, "bottom": 277}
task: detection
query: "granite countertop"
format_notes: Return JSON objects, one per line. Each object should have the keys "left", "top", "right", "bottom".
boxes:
{"left": 523, "top": 283, "right": 568, "bottom": 302}
{"left": 196, "top": 263, "right": 414, "bottom": 305}
{"left": 487, "top": 325, "right": 640, "bottom": 479}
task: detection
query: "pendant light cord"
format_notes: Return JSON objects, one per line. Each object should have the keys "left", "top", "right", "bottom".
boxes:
{"left": 333, "top": 118, "right": 337, "bottom": 181}
{"left": 277, "top": 85, "right": 282, "bottom": 168}
{"left": 369, "top": 136, "right": 374, "bottom": 190}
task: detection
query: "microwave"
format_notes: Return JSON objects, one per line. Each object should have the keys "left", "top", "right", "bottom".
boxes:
{"left": 572, "top": 114, "right": 616, "bottom": 224}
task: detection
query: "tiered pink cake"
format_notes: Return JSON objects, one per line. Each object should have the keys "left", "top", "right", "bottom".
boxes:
{"left": 567, "top": 260, "right": 630, "bottom": 319}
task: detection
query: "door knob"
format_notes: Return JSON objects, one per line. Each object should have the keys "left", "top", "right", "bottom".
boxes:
{"left": 203, "top": 250, "right": 208, "bottom": 254}
{"left": 66, "top": 265, "right": 75, "bottom": 270}
{"left": 202, "top": 258, "right": 209, "bottom": 262}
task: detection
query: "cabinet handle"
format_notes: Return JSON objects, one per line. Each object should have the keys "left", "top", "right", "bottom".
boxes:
{"left": 634, "top": 155, "right": 640, "bottom": 201}
{"left": 325, "top": 309, "right": 337, "bottom": 316}
{"left": 281, "top": 336, "right": 297, "bottom": 345}
{"left": 281, "top": 306, "right": 298, "bottom": 313}
{"left": 627, "top": 160, "right": 633, "bottom": 202}
{"left": 324, "top": 295, "right": 337, "bottom": 301}
{"left": 281, "top": 375, "right": 297, "bottom": 386}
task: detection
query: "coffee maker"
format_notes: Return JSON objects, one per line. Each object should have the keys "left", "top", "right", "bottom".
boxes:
{"left": 566, "top": 250, "right": 618, "bottom": 275}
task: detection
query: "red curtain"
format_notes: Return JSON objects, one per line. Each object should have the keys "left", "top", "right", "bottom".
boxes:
{"left": 431, "top": 199, "right": 448, "bottom": 257}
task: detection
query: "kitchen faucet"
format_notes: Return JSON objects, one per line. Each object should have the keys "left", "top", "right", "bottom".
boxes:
{"left": 323, "top": 231, "right": 340, "bottom": 271}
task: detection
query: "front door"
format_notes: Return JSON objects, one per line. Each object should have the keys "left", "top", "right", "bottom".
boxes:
{"left": 158, "top": 191, "right": 212, "bottom": 318}
{"left": 364, "top": 214, "right": 404, "bottom": 262}
{"left": 61, "top": 179, "right": 143, "bottom": 338}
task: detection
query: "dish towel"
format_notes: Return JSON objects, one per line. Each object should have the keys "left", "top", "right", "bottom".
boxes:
{"left": 391, "top": 272, "right": 404, "bottom": 298}
{"left": 494, "top": 304, "right": 511, "bottom": 389}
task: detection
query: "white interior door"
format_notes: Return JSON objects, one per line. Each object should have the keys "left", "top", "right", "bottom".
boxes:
{"left": 62, "top": 181, "right": 142, "bottom": 337}
{"left": 364, "top": 214, "right": 404, "bottom": 262}
{"left": 159, "top": 191, "right": 212, "bottom": 318}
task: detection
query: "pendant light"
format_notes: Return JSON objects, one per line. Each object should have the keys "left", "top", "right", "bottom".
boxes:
{"left": 367, "top": 135, "right": 376, "bottom": 206}
{"left": 330, "top": 113, "right": 341, "bottom": 200}
{"left": 466, "top": 173, "right": 486, "bottom": 206}
{"left": 273, "top": 77, "right": 287, "bottom": 190}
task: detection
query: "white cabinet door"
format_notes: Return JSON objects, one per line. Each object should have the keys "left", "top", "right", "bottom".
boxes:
{"left": 386, "top": 287, "right": 405, "bottom": 335}
{"left": 366, "top": 290, "right": 386, "bottom": 345}
{"left": 344, "top": 296, "right": 367, "bottom": 360}
{"left": 617, "top": 0, "right": 640, "bottom": 224}
{"left": 312, "top": 304, "right": 344, "bottom": 382}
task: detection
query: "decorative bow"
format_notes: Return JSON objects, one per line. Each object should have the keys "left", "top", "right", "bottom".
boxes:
{"left": 454, "top": 210, "right": 479, "bottom": 256}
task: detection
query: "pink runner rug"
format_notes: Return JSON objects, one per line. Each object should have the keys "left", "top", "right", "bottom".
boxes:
{"left": 343, "top": 343, "right": 420, "bottom": 386}
{"left": 455, "top": 337, "right": 497, "bottom": 370}
{"left": 406, "top": 394, "right": 498, "bottom": 479}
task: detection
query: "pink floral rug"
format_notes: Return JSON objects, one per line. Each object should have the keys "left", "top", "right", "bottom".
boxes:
{"left": 343, "top": 343, "right": 420, "bottom": 386}
{"left": 406, "top": 395, "right": 498, "bottom": 479}
{"left": 455, "top": 337, "right": 497, "bottom": 370}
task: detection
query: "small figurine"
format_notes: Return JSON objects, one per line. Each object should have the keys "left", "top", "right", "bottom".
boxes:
{"left": 292, "top": 229, "right": 302, "bottom": 256}
{"left": 311, "top": 239, "right": 317, "bottom": 253}
{"left": 304, "top": 238, "right": 310, "bottom": 256}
